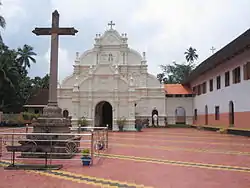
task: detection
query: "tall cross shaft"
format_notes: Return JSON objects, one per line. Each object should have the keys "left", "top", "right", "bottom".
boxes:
{"left": 32, "top": 10, "right": 78, "bottom": 107}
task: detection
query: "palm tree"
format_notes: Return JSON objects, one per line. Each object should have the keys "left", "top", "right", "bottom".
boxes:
{"left": 17, "top": 44, "right": 37, "bottom": 69}
{"left": 0, "top": 2, "right": 6, "bottom": 43}
{"left": 184, "top": 47, "right": 198, "bottom": 64}
{"left": 0, "top": 46, "right": 18, "bottom": 89}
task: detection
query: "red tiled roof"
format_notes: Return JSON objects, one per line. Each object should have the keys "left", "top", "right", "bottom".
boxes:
{"left": 164, "top": 84, "right": 193, "bottom": 94}
{"left": 25, "top": 88, "right": 49, "bottom": 105}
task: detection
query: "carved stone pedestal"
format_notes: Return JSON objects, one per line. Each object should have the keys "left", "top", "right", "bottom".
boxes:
{"left": 20, "top": 105, "right": 80, "bottom": 159}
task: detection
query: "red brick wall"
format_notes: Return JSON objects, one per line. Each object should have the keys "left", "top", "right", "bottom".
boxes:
{"left": 193, "top": 111, "right": 250, "bottom": 129}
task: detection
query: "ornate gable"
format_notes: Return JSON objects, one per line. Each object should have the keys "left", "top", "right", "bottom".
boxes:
{"left": 99, "top": 30, "right": 122, "bottom": 46}
{"left": 94, "top": 21, "right": 128, "bottom": 47}
{"left": 92, "top": 64, "right": 117, "bottom": 75}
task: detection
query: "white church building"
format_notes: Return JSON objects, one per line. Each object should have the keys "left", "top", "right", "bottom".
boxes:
{"left": 57, "top": 23, "right": 167, "bottom": 131}
{"left": 24, "top": 24, "right": 250, "bottom": 132}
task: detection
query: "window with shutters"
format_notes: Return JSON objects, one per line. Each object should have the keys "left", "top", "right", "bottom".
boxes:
{"left": 225, "top": 71, "right": 230, "bottom": 87}
{"left": 216, "top": 76, "right": 221, "bottom": 89}
{"left": 209, "top": 79, "right": 213, "bottom": 92}
{"left": 197, "top": 85, "right": 201, "bottom": 95}
{"left": 243, "top": 62, "right": 250, "bottom": 80}
{"left": 192, "top": 86, "right": 196, "bottom": 94}
{"left": 202, "top": 82, "right": 206, "bottom": 94}
{"left": 233, "top": 66, "right": 241, "bottom": 84}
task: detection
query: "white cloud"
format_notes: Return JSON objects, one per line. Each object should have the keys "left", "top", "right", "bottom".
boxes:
{"left": 1, "top": 0, "right": 26, "bottom": 34}
{"left": 50, "top": 0, "right": 142, "bottom": 28}
{"left": 29, "top": 45, "right": 73, "bottom": 83}
{"left": 131, "top": 0, "right": 250, "bottom": 75}
{"left": 45, "top": 47, "right": 73, "bottom": 83}
{"left": 1, "top": 0, "right": 26, "bottom": 19}
{"left": 4, "top": 0, "right": 250, "bottom": 79}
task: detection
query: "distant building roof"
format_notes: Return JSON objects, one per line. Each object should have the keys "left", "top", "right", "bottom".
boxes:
{"left": 24, "top": 88, "right": 49, "bottom": 106}
{"left": 164, "top": 84, "right": 193, "bottom": 95}
{"left": 184, "top": 28, "right": 250, "bottom": 84}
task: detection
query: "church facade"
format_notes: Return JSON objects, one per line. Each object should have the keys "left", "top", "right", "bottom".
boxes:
{"left": 24, "top": 25, "right": 250, "bottom": 132}
{"left": 57, "top": 24, "right": 166, "bottom": 131}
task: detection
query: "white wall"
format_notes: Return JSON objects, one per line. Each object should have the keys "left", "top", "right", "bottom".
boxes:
{"left": 166, "top": 97, "right": 193, "bottom": 124}
{"left": 191, "top": 51, "right": 250, "bottom": 115}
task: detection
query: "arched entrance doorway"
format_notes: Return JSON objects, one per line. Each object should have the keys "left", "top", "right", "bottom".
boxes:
{"left": 151, "top": 108, "right": 158, "bottom": 126}
{"left": 95, "top": 101, "right": 113, "bottom": 130}
{"left": 229, "top": 101, "right": 234, "bottom": 127}
{"left": 63, "top": 110, "right": 69, "bottom": 118}
{"left": 205, "top": 105, "right": 208, "bottom": 125}
{"left": 175, "top": 107, "right": 186, "bottom": 124}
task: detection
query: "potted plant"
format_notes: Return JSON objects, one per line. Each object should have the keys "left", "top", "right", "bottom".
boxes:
{"left": 117, "top": 117, "right": 126, "bottom": 132}
{"left": 81, "top": 148, "right": 91, "bottom": 166}
{"left": 78, "top": 116, "right": 88, "bottom": 131}
{"left": 135, "top": 119, "right": 143, "bottom": 132}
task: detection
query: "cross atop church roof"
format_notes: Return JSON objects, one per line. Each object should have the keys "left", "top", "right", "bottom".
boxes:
{"left": 108, "top": 21, "right": 115, "bottom": 30}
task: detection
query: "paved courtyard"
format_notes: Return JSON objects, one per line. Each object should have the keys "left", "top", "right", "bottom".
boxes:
{"left": 1, "top": 127, "right": 250, "bottom": 188}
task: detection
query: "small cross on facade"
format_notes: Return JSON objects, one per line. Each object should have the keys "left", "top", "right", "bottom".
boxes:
{"left": 210, "top": 46, "right": 216, "bottom": 54}
{"left": 108, "top": 21, "right": 115, "bottom": 30}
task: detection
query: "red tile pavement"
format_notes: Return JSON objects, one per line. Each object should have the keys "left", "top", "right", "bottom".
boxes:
{"left": 105, "top": 145, "right": 250, "bottom": 167}
{"left": 108, "top": 134, "right": 250, "bottom": 151}
{"left": 1, "top": 127, "right": 250, "bottom": 188}
{"left": 108, "top": 137, "right": 250, "bottom": 152}
{"left": 0, "top": 168, "right": 96, "bottom": 188}
{"left": 113, "top": 132, "right": 250, "bottom": 143}
{"left": 60, "top": 157, "right": 250, "bottom": 188}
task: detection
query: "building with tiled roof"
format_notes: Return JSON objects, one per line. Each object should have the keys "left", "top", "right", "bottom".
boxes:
{"left": 25, "top": 25, "right": 250, "bottom": 131}
{"left": 24, "top": 88, "right": 49, "bottom": 114}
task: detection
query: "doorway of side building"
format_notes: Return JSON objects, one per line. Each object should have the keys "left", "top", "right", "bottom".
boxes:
{"left": 229, "top": 101, "right": 234, "bottom": 127}
{"left": 205, "top": 105, "right": 208, "bottom": 125}
{"left": 95, "top": 101, "right": 113, "bottom": 130}
{"left": 151, "top": 108, "right": 159, "bottom": 126}
{"left": 175, "top": 107, "right": 186, "bottom": 124}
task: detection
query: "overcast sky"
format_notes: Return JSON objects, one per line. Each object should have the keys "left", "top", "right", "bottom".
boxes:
{"left": 1, "top": 0, "right": 250, "bottom": 82}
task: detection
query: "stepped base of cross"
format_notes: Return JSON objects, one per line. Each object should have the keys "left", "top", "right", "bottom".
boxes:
{"left": 19, "top": 105, "right": 81, "bottom": 159}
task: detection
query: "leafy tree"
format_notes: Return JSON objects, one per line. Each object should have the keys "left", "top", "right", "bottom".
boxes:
{"left": 0, "top": 42, "right": 44, "bottom": 112}
{"left": 31, "top": 74, "right": 49, "bottom": 89}
{"left": 158, "top": 62, "right": 195, "bottom": 84}
{"left": 0, "top": 2, "right": 6, "bottom": 43}
{"left": 0, "top": 44, "right": 20, "bottom": 111}
{"left": 0, "top": 44, "right": 18, "bottom": 89}
{"left": 156, "top": 73, "right": 165, "bottom": 84}
{"left": 157, "top": 47, "right": 198, "bottom": 84}
{"left": 0, "top": 4, "right": 43, "bottom": 112}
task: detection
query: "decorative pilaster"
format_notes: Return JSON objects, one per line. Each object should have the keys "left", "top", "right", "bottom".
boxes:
{"left": 71, "top": 76, "right": 80, "bottom": 127}
{"left": 73, "top": 52, "right": 80, "bottom": 75}
{"left": 141, "top": 52, "right": 147, "bottom": 65}
{"left": 127, "top": 75, "right": 136, "bottom": 131}
{"left": 94, "top": 33, "right": 101, "bottom": 47}
{"left": 88, "top": 70, "right": 93, "bottom": 124}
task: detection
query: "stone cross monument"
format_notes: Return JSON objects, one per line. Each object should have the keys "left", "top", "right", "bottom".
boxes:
{"left": 33, "top": 10, "right": 78, "bottom": 112}
{"left": 21, "top": 10, "right": 79, "bottom": 159}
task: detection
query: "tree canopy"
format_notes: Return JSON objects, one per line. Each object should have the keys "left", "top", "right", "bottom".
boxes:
{"left": 0, "top": 43, "right": 48, "bottom": 112}
{"left": 0, "top": 5, "right": 49, "bottom": 113}
{"left": 0, "top": 2, "right": 6, "bottom": 43}
{"left": 157, "top": 47, "right": 198, "bottom": 84}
